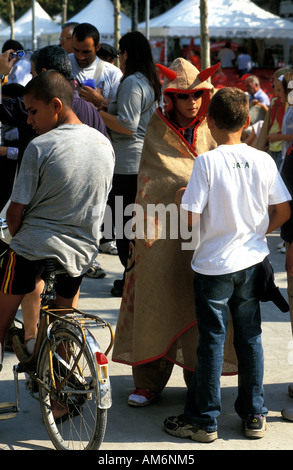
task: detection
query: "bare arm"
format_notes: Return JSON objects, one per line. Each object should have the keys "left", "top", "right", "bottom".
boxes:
{"left": 266, "top": 201, "right": 291, "bottom": 234}
{"left": 99, "top": 109, "right": 133, "bottom": 135}
{"left": 6, "top": 201, "right": 26, "bottom": 237}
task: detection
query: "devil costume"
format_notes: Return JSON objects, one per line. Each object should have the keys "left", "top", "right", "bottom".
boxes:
{"left": 112, "top": 58, "right": 238, "bottom": 399}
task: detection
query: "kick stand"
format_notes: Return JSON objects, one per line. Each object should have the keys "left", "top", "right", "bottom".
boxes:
{"left": 0, "top": 365, "right": 20, "bottom": 420}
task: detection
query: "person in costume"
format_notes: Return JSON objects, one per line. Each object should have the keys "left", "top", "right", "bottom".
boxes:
{"left": 112, "top": 58, "right": 238, "bottom": 407}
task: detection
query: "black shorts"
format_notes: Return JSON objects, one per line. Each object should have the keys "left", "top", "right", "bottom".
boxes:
{"left": 0, "top": 248, "right": 83, "bottom": 298}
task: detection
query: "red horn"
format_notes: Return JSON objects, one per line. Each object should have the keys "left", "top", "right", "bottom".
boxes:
{"left": 156, "top": 63, "right": 177, "bottom": 82}
{"left": 198, "top": 62, "right": 221, "bottom": 82}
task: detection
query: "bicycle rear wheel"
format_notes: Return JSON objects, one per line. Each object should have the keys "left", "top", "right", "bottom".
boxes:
{"left": 38, "top": 328, "right": 107, "bottom": 450}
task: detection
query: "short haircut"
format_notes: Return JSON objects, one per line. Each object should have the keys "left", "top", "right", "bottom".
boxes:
{"left": 34, "top": 45, "right": 72, "bottom": 80}
{"left": 208, "top": 87, "right": 249, "bottom": 132}
{"left": 23, "top": 70, "right": 73, "bottom": 109}
{"left": 72, "top": 23, "right": 100, "bottom": 47}
{"left": 245, "top": 75, "right": 260, "bottom": 86}
{"left": 2, "top": 83, "right": 24, "bottom": 98}
{"left": 62, "top": 21, "right": 79, "bottom": 34}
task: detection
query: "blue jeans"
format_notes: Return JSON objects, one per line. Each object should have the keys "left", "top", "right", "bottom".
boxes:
{"left": 184, "top": 264, "right": 268, "bottom": 432}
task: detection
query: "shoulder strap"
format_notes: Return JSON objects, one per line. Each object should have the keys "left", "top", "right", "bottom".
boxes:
{"left": 92, "top": 58, "right": 105, "bottom": 84}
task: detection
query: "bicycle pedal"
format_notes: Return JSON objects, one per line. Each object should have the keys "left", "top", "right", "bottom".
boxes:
{"left": 0, "top": 401, "right": 18, "bottom": 420}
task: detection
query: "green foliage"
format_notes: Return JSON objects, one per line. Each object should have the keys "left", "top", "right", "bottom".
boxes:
{"left": 0, "top": 0, "right": 283, "bottom": 25}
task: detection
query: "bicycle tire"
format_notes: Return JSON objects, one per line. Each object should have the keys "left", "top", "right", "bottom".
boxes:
{"left": 38, "top": 327, "right": 107, "bottom": 450}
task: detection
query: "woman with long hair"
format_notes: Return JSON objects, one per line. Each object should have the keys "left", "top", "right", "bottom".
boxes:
{"left": 99, "top": 31, "right": 161, "bottom": 296}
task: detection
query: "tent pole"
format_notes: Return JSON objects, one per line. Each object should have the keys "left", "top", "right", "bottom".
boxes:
{"left": 32, "top": 0, "right": 37, "bottom": 51}
{"left": 145, "top": 0, "right": 150, "bottom": 39}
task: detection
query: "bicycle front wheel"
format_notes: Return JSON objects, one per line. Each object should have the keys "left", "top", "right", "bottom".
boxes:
{"left": 38, "top": 328, "right": 107, "bottom": 450}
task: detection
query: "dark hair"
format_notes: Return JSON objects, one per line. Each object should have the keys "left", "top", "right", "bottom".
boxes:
{"left": 119, "top": 31, "right": 161, "bottom": 102}
{"left": 34, "top": 45, "right": 72, "bottom": 80}
{"left": 2, "top": 83, "right": 24, "bottom": 98}
{"left": 24, "top": 70, "right": 73, "bottom": 108}
{"left": 208, "top": 87, "right": 249, "bottom": 132}
{"left": 2, "top": 39, "right": 23, "bottom": 53}
{"left": 72, "top": 23, "right": 100, "bottom": 47}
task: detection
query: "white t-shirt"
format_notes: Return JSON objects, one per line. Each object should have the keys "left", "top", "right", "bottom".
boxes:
{"left": 69, "top": 55, "right": 122, "bottom": 101}
{"left": 182, "top": 143, "right": 291, "bottom": 275}
{"left": 217, "top": 48, "right": 235, "bottom": 67}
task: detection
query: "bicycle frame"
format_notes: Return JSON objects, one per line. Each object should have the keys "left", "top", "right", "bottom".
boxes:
{"left": 8, "top": 305, "right": 114, "bottom": 413}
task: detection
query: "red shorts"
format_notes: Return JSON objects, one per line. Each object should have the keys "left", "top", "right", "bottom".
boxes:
{"left": 0, "top": 247, "right": 83, "bottom": 298}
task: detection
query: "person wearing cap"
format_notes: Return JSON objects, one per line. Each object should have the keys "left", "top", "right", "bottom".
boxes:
{"left": 112, "top": 58, "right": 239, "bottom": 407}
{"left": 97, "top": 43, "right": 118, "bottom": 65}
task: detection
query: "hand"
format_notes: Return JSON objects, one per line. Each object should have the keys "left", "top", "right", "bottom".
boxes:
{"left": 0, "top": 146, "right": 8, "bottom": 157}
{"left": 80, "top": 85, "right": 104, "bottom": 107}
{"left": 0, "top": 50, "right": 17, "bottom": 77}
{"left": 174, "top": 187, "right": 186, "bottom": 207}
{"left": 267, "top": 133, "right": 281, "bottom": 143}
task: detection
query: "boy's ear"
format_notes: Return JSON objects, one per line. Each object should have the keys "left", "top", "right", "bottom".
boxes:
{"left": 51, "top": 97, "right": 63, "bottom": 114}
{"left": 243, "top": 114, "right": 251, "bottom": 130}
{"left": 207, "top": 114, "right": 215, "bottom": 130}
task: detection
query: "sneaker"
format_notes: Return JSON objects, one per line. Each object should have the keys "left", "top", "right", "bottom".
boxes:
{"left": 99, "top": 241, "right": 118, "bottom": 255}
{"left": 243, "top": 414, "right": 267, "bottom": 438}
{"left": 164, "top": 415, "right": 218, "bottom": 443}
{"left": 128, "top": 388, "right": 158, "bottom": 407}
{"left": 85, "top": 261, "right": 106, "bottom": 279}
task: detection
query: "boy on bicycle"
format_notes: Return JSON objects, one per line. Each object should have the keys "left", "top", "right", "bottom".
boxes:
{"left": 0, "top": 70, "right": 114, "bottom": 371}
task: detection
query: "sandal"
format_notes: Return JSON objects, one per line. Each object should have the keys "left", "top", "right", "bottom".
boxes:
{"left": 128, "top": 388, "right": 158, "bottom": 407}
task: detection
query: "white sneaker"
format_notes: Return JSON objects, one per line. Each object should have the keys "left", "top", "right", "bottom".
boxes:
{"left": 99, "top": 241, "right": 118, "bottom": 255}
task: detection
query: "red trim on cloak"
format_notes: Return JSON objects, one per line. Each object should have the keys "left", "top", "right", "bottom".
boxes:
{"left": 156, "top": 107, "right": 204, "bottom": 157}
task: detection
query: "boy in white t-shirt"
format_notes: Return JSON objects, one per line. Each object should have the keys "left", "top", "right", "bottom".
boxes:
{"left": 164, "top": 87, "right": 291, "bottom": 442}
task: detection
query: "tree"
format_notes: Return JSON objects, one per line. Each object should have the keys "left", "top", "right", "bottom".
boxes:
{"left": 200, "top": 0, "right": 210, "bottom": 70}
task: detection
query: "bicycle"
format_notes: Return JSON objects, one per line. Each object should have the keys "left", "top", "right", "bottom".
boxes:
{"left": 0, "top": 256, "right": 114, "bottom": 451}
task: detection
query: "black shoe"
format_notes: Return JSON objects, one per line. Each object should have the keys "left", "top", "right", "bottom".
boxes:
{"left": 164, "top": 415, "right": 217, "bottom": 443}
{"left": 111, "top": 279, "right": 124, "bottom": 297}
{"left": 243, "top": 414, "right": 267, "bottom": 439}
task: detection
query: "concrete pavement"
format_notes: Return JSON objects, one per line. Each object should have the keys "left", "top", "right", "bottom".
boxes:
{"left": 1, "top": 232, "right": 293, "bottom": 452}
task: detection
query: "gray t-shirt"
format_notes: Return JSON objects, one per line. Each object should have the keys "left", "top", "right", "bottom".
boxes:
{"left": 108, "top": 72, "right": 156, "bottom": 174}
{"left": 10, "top": 124, "right": 114, "bottom": 276}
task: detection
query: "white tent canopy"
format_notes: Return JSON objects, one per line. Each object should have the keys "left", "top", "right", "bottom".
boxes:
{"left": 68, "top": 0, "right": 131, "bottom": 44}
{"left": 0, "top": 17, "right": 8, "bottom": 32}
{"left": 139, "top": 0, "right": 293, "bottom": 39}
{"left": 0, "top": 2, "right": 59, "bottom": 50}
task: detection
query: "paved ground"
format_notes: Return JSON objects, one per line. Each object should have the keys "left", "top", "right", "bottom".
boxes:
{"left": 1, "top": 231, "right": 293, "bottom": 455}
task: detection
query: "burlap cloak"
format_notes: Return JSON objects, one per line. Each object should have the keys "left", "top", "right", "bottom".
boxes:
{"left": 112, "top": 108, "right": 238, "bottom": 375}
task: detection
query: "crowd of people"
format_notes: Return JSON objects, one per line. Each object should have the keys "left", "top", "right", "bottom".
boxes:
{"left": 0, "top": 23, "right": 293, "bottom": 440}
